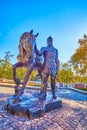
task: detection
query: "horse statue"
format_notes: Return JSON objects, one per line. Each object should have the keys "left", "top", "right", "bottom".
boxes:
{"left": 13, "top": 30, "right": 42, "bottom": 99}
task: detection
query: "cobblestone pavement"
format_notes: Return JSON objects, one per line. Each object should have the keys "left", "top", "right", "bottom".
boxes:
{"left": 0, "top": 86, "right": 87, "bottom": 130}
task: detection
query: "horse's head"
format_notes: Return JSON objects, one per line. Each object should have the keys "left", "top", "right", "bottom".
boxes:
{"left": 20, "top": 30, "right": 39, "bottom": 44}
{"left": 18, "top": 30, "right": 39, "bottom": 62}
{"left": 25, "top": 30, "right": 39, "bottom": 45}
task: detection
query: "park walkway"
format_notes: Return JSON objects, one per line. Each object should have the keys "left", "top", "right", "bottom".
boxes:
{"left": 0, "top": 85, "right": 87, "bottom": 130}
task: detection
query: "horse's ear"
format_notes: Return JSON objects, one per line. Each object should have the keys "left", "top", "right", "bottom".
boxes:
{"left": 30, "top": 29, "right": 33, "bottom": 35}
{"left": 35, "top": 33, "right": 39, "bottom": 37}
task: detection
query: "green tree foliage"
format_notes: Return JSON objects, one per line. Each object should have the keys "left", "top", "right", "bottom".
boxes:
{"left": 0, "top": 59, "right": 13, "bottom": 79}
{"left": 83, "top": 76, "right": 87, "bottom": 84}
{"left": 0, "top": 51, "right": 14, "bottom": 79}
{"left": 16, "top": 68, "right": 38, "bottom": 81}
{"left": 56, "top": 63, "right": 74, "bottom": 83}
{"left": 16, "top": 67, "right": 26, "bottom": 80}
{"left": 29, "top": 70, "right": 38, "bottom": 81}
{"left": 72, "top": 75, "right": 83, "bottom": 83}
{"left": 71, "top": 34, "right": 87, "bottom": 76}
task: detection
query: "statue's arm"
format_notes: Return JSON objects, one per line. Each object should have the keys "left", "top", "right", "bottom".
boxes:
{"left": 55, "top": 49, "right": 60, "bottom": 71}
{"left": 55, "top": 59, "right": 60, "bottom": 69}
{"left": 35, "top": 44, "right": 43, "bottom": 56}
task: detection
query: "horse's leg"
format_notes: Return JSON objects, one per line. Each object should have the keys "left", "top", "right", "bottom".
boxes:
{"left": 13, "top": 64, "right": 17, "bottom": 82}
{"left": 19, "top": 64, "right": 35, "bottom": 96}
{"left": 13, "top": 62, "right": 25, "bottom": 95}
{"left": 36, "top": 62, "right": 43, "bottom": 81}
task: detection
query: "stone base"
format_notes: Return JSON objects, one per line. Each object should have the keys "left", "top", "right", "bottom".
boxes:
{"left": 5, "top": 90, "right": 62, "bottom": 119}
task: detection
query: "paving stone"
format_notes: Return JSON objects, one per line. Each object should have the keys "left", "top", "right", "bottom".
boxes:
{"left": 24, "top": 121, "right": 31, "bottom": 126}
{"left": 0, "top": 88, "right": 87, "bottom": 130}
{"left": 54, "top": 125, "right": 64, "bottom": 130}
{"left": 7, "top": 127, "right": 13, "bottom": 130}
{"left": 18, "top": 120, "right": 24, "bottom": 125}
{"left": 75, "top": 126, "right": 83, "bottom": 130}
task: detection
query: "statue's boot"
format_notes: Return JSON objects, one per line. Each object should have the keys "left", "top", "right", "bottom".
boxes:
{"left": 13, "top": 88, "right": 24, "bottom": 104}
{"left": 15, "top": 85, "right": 19, "bottom": 95}
{"left": 52, "top": 92, "right": 57, "bottom": 99}
{"left": 39, "top": 93, "right": 46, "bottom": 99}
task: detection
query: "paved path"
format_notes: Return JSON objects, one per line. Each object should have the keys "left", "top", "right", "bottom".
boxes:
{"left": 0, "top": 86, "right": 87, "bottom": 130}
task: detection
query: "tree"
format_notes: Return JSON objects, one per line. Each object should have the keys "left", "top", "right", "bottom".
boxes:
{"left": 4, "top": 51, "right": 14, "bottom": 61}
{"left": 71, "top": 34, "right": 87, "bottom": 76}
{"left": 72, "top": 75, "right": 83, "bottom": 83}
{"left": 16, "top": 68, "right": 38, "bottom": 81}
{"left": 0, "top": 52, "right": 13, "bottom": 79}
{"left": 30, "top": 70, "right": 38, "bottom": 81}
{"left": 56, "top": 63, "right": 74, "bottom": 84}
{"left": 16, "top": 67, "right": 26, "bottom": 80}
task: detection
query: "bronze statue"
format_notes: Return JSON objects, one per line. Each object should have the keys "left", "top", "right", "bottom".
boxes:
{"left": 36, "top": 36, "right": 59, "bottom": 99}
{"left": 13, "top": 30, "right": 42, "bottom": 99}
{"left": 13, "top": 30, "right": 59, "bottom": 102}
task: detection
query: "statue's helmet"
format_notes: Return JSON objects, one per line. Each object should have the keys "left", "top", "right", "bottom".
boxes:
{"left": 47, "top": 36, "right": 53, "bottom": 45}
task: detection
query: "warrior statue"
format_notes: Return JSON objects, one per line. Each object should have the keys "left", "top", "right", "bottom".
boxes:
{"left": 13, "top": 30, "right": 42, "bottom": 98}
{"left": 36, "top": 36, "right": 59, "bottom": 99}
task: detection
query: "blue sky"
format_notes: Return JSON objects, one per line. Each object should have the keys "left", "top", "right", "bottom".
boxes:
{"left": 0, "top": 0, "right": 87, "bottom": 64}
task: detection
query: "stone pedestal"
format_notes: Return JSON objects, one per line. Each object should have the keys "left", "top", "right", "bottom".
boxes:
{"left": 5, "top": 90, "right": 62, "bottom": 119}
